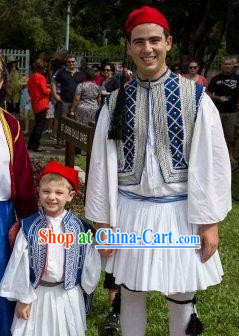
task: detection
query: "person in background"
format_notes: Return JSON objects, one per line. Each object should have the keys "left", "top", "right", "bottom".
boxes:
{"left": 28, "top": 60, "right": 50, "bottom": 152}
{"left": 207, "top": 56, "right": 239, "bottom": 162}
{"left": 102, "top": 63, "right": 120, "bottom": 94}
{"left": 71, "top": 69, "right": 101, "bottom": 125}
{"left": 6, "top": 56, "right": 21, "bottom": 119}
{"left": 19, "top": 76, "right": 31, "bottom": 134}
{"left": 92, "top": 64, "right": 105, "bottom": 86}
{"left": 115, "top": 63, "right": 134, "bottom": 83}
{"left": 183, "top": 60, "right": 208, "bottom": 87}
{"left": 52, "top": 54, "right": 84, "bottom": 147}
{"left": 0, "top": 105, "right": 37, "bottom": 335}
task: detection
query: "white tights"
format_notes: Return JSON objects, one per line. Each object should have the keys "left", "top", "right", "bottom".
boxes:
{"left": 120, "top": 286, "right": 195, "bottom": 336}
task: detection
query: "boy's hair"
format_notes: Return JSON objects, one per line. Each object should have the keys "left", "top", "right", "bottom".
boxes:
{"left": 39, "top": 173, "right": 73, "bottom": 191}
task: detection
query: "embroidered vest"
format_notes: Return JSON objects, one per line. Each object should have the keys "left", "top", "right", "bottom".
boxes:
{"left": 108, "top": 70, "right": 204, "bottom": 185}
{"left": 22, "top": 210, "right": 92, "bottom": 313}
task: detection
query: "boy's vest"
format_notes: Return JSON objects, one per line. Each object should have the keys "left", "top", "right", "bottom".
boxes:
{"left": 22, "top": 209, "right": 91, "bottom": 312}
{"left": 22, "top": 209, "right": 89, "bottom": 289}
{"left": 107, "top": 70, "right": 205, "bottom": 185}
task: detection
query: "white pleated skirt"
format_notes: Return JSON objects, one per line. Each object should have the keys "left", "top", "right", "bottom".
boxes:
{"left": 11, "top": 285, "right": 86, "bottom": 336}
{"left": 105, "top": 194, "right": 223, "bottom": 295}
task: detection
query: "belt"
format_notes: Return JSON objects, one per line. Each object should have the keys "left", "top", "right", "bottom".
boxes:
{"left": 118, "top": 189, "right": 187, "bottom": 203}
{"left": 39, "top": 280, "right": 63, "bottom": 287}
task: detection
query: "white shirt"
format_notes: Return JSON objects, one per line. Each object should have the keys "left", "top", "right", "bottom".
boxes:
{"left": 41, "top": 211, "right": 67, "bottom": 282}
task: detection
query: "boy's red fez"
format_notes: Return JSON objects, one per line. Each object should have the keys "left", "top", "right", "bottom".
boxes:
{"left": 39, "top": 161, "right": 79, "bottom": 192}
{"left": 125, "top": 6, "right": 170, "bottom": 34}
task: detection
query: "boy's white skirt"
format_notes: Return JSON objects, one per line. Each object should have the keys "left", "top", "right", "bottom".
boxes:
{"left": 105, "top": 195, "right": 223, "bottom": 295}
{"left": 11, "top": 285, "right": 86, "bottom": 336}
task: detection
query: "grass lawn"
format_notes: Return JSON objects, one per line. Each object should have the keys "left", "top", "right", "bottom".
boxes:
{"left": 86, "top": 202, "right": 239, "bottom": 336}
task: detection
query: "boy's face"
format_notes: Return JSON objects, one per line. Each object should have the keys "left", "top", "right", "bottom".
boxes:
{"left": 39, "top": 180, "right": 75, "bottom": 217}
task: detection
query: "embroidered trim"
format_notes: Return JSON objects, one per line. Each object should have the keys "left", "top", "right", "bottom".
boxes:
{"left": 23, "top": 210, "right": 89, "bottom": 290}
{"left": 63, "top": 211, "right": 88, "bottom": 290}
{"left": 0, "top": 108, "right": 13, "bottom": 164}
{"left": 110, "top": 72, "right": 204, "bottom": 185}
{"left": 14, "top": 121, "right": 20, "bottom": 143}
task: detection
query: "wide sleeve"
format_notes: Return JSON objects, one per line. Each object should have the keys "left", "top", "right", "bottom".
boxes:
{"left": 13, "top": 123, "right": 38, "bottom": 218}
{"left": 81, "top": 241, "right": 101, "bottom": 295}
{"left": 85, "top": 103, "right": 118, "bottom": 226}
{"left": 0, "top": 229, "right": 37, "bottom": 304}
{"left": 188, "top": 93, "right": 232, "bottom": 224}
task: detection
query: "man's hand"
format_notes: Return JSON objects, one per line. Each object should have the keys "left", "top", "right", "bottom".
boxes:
{"left": 196, "top": 223, "right": 219, "bottom": 263}
{"left": 16, "top": 301, "right": 31, "bottom": 320}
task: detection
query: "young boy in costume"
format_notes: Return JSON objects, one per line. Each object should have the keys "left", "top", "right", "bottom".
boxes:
{"left": 0, "top": 160, "right": 101, "bottom": 336}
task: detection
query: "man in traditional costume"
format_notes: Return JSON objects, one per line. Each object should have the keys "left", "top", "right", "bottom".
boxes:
{"left": 85, "top": 6, "right": 231, "bottom": 336}
{"left": 0, "top": 107, "right": 38, "bottom": 335}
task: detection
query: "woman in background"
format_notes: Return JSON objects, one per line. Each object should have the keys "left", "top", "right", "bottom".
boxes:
{"left": 184, "top": 60, "right": 208, "bottom": 87}
{"left": 71, "top": 69, "right": 100, "bottom": 125}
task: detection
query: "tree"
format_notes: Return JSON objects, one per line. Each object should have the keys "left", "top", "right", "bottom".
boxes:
{"left": 0, "top": 0, "right": 231, "bottom": 68}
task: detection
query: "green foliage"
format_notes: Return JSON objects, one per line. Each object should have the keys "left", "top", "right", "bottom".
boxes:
{"left": 0, "top": 0, "right": 231, "bottom": 66}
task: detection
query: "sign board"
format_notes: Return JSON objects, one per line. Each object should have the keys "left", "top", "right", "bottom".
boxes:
{"left": 59, "top": 115, "right": 95, "bottom": 198}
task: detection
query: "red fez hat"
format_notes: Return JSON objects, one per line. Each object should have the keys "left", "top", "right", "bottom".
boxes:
{"left": 39, "top": 161, "right": 79, "bottom": 192}
{"left": 125, "top": 6, "right": 170, "bottom": 34}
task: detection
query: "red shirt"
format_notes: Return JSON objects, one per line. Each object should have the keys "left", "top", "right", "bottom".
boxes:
{"left": 28, "top": 73, "right": 50, "bottom": 113}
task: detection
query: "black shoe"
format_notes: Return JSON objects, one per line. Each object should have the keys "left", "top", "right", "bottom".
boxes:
{"left": 104, "top": 312, "right": 120, "bottom": 332}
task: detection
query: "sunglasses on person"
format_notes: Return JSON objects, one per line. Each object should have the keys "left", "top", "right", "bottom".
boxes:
{"left": 189, "top": 66, "right": 198, "bottom": 69}
{"left": 104, "top": 68, "right": 112, "bottom": 72}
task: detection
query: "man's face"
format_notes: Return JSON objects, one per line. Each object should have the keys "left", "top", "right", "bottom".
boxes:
{"left": 222, "top": 60, "right": 233, "bottom": 75}
{"left": 127, "top": 23, "right": 172, "bottom": 80}
{"left": 67, "top": 58, "right": 76, "bottom": 71}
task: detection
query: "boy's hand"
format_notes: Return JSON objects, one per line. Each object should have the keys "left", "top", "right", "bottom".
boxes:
{"left": 16, "top": 301, "right": 31, "bottom": 320}
{"left": 97, "top": 224, "right": 115, "bottom": 257}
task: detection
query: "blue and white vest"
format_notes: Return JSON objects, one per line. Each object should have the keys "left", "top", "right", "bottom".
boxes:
{"left": 107, "top": 70, "right": 205, "bottom": 185}
{"left": 22, "top": 209, "right": 89, "bottom": 289}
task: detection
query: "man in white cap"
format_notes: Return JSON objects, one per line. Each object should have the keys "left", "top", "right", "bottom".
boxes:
{"left": 85, "top": 6, "right": 231, "bottom": 336}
